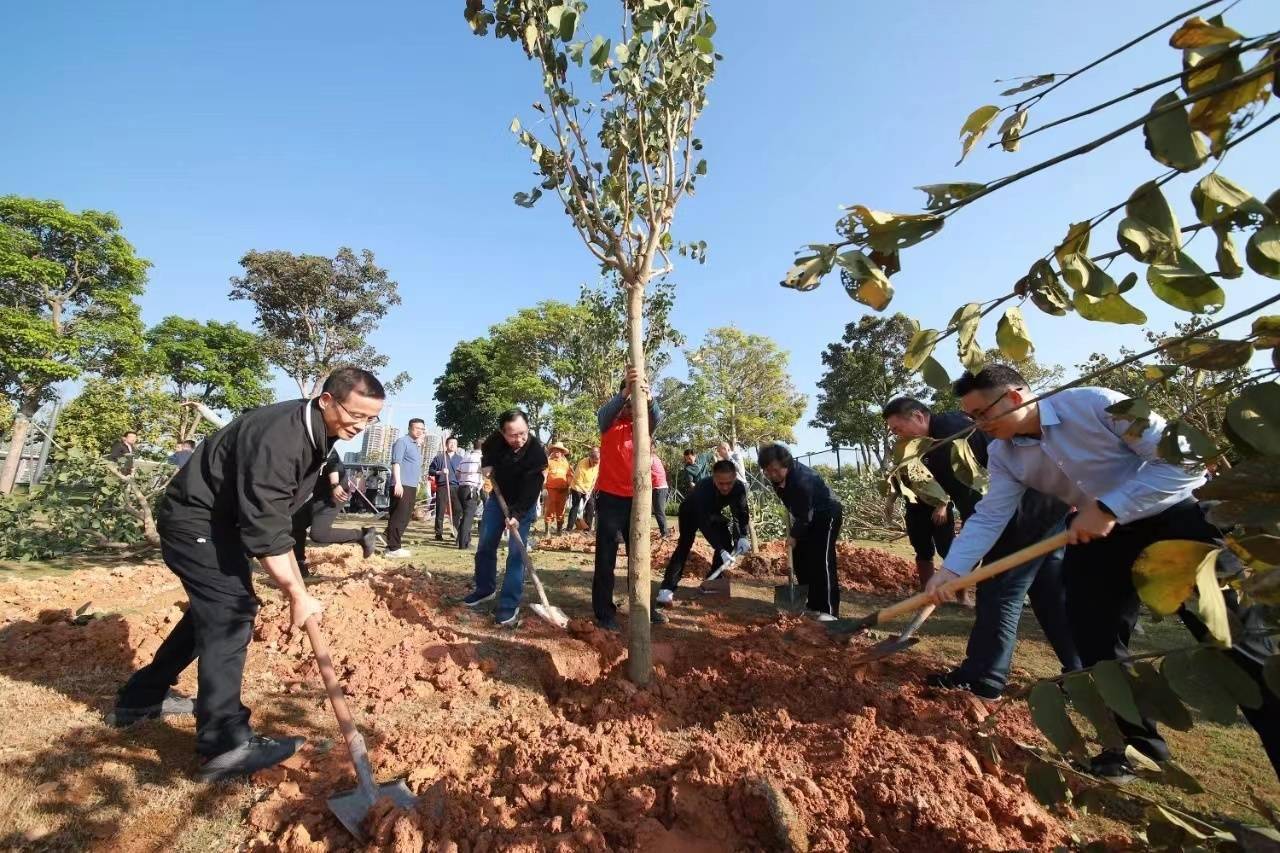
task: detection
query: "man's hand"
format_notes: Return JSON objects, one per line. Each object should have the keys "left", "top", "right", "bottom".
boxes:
{"left": 1068, "top": 502, "right": 1116, "bottom": 545}
{"left": 924, "top": 567, "right": 962, "bottom": 604}
{"left": 331, "top": 483, "right": 350, "bottom": 503}
{"left": 289, "top": 590, "right": 324, "bottom": 629}
{"left": 931, "top": 504, "right": 949, "bottom": 526}
{"left": 734, "top": 537, "right": 751, "bottom": 556}
{"left": 623, "top": 366, "right": 650, "bottom": 400}
{"left": 394, "top": 482, "right": 404, "bottom": 499}
{"left": 506, "top": 517, "right": 520, "bottom": 533}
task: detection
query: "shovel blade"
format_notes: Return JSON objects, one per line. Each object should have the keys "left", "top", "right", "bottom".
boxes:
{"left": 773, "top": 583, "right": 808, "bottom": 612}
{"left": 530, "top": 603, "right": 569, "bottom": 629}
{"left": 328, "top": 780, "right": 417, "bottom": 842}
{"left": 848, "top": 635, "right": 921, "bottom": 665}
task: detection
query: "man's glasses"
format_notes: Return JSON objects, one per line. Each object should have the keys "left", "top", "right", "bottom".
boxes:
{"left": 333, "top": 398, "right": 380, "bottom": 425}
{"left": 969, "top": 389, "right": 1010, "bottom": 424}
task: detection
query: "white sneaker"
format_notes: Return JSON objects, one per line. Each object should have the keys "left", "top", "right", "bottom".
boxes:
{"left": 816, "top": 612, "right": 838, "bottom": 622}
{"left": 384, "top": 548, "right": 413, "bottom": 558}
{"left": 656, "top": 589, "right": 674, "bottom": 606}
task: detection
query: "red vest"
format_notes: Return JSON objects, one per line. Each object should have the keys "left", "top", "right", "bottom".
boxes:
{"left": 598, "top": 416, "right": 637, "bottom": 498}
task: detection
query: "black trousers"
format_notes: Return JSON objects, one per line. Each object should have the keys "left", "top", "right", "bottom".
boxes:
{"left": 794, "top": 505, "right": 843, "bottom": 616}
{"left": 592, "top": 492, "right": 632, "bottom": 621}
{"left": 291, "top": 501, "right": 361, "bottom": 567}
{"left": 904, "top": 501, "right": 954, "bottom": 562}
{"left": 434, "top": 482, "right": 461, "bottom": 538}
{"left": 117, "top": 529, "right": 259, "bottom": 757}
{"left": 568, "top": 490, "right": 595, "bottom": 530}
{"left": 384, "top": 484, "right": 417, "bottom": 551}
{"left": 659, "top": 500, "right": 733, "bottom": 591}
{"left": 652, "top": 487, "right": 670, "bottom": 536}
{"left": 1064, "top": 499, "right": 1279, "bottom": 776}
{"left": 456, "top": 485, "right": 482, "bottom": 548}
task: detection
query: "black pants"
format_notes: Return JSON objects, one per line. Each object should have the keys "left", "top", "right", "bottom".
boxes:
{"left": 592, "top": 492, "right": 632, "bottom": 621}
{"left": 652, "top": 487, "right": 670, "bottom": 536}
{"left": 905, "top": 501, "right": 954, "bottom": 562}
{"left": 660, "top": 500, "right": 733, "bottom": 591}
{"left": 1064, "top": 499, "right": 1279, "bottom": 776}
{"left": 384, "top": 484, "right": 417, "bottom": 551}
{"left": 794, "top": 505, "right": 843, "bottom": 616}
{"left": 434, "top": 483, "right": 461, "bottom": 538}
{"left": 456, "top": 485, "right": 481, "bottom": 548}
{"left": 291, "top": 501, "right": 362, "bottom": 567}
{"left": 117, "top": 530, "right": 259, "bottom": 757}
{"left": 568, "top": 491, "right": 595, "bottom": 530}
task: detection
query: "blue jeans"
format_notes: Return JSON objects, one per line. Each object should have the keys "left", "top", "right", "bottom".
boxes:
{"left": 472, "top": 495, "right": 537, "bottom": 616}
{"left": 956, "top": 520, "right": 1081, "bottom": 694}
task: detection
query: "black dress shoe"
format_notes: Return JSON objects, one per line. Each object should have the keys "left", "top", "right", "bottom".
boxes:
{"left": 924, "top": 670, "right": 1001, "bottom": 700}
{"left": 1086, "top": 748, "right": 1137, "bottom": 783}
{"left": 360, "top": 527, "right": 378, "bottom": 558}
{"left": 106, "top": 691, "right": 196, "bottom": 727}
{"left": 197, "top": 735, "right": 305, "bottom": 782}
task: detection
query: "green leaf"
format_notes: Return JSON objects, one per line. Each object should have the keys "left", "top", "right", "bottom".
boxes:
{"left": 952, "top": 303, "right": 984, "bottom": 374}
{"left": 1163, "top": 338, "right": 1254, "bottom": 370}
{"left": 904, "top": 329, "right": 940, "bottom": 372}
{"left": 1162, "top": 647, "right": 1238, "bottom": 724}
{"left": 1157, "top": 419, "right": 1218, "bottom": 464}
{"left": 1193, "top": 549, "right": 1231, "bottom": 647}
{"left": 694, "top": 158, "right": 707, "bottom": 176}
{"left": 1265, "top": 655, "right": 1280, "bottom": 700}
{"left": 1213, "top": 224, "right": 1244, "bottom": 279}
{"left": 1025, "top": 761, "right": 1070, "bottom": 808}
{"left": 1147, "top": 251, "right": 1226, "bottom": 313}
{"left": 995, "top": 306, "right": 1033, "bottom": 361}
{"left": 998, "top": 73, "right": 1056, "bottom": 97}
{"left": 1190, "top": 174, "right": 1273, "bottom": 228}
{"left": 915, "top": 182, "right": 985, "bottom": 211}
{"left": 957, "top": 105, "right": 1001, "bottom": 165}
{"left": 1092, "top": 660, "right": 1144, "bottom": 726}
{"left": 841, "top": 207, "right": 945, "bottom": 253}
{"left": 1073, "top": 291, "right": 1147, "bottom": 325}
{"left": 781, "top": 246, "right": 836, "bottom": 292}
{"left": 836, "top": 250, "right": 894, "bottom": 311}
{"left": 545, "top": 5, "right": 577, "bottom": 41}
{"left": 509, "top": 117, "right": 521, "bottom": 133}
{"left": 1247, "top": 225, "right": 1280, "bottom": 279}
{"left": 1133, "top": 540, "right": 1217, "bottom": 615}
{"left": 1158, "top": 760, "right": 1206, "bottom": 795}
{"left": 1025, "top": 260, "right": 1072, "bottom": 316}
{"left": 693, "top": 35, "right": 713, "bottom": 54}
{"left": 1131, "top": 661, "right": 1195, "bottom": 731}
{"left": 950, "top": 438, "right": 989, "bottom": 494}
{"left": 1118, "top": 218, "right": 1171, "bottom": 264}
{"left": 1145, "top": 364, "right": 1180, "bottom": 382}
{"left": 1053, "top": 221, "right": 1092, "bottom": 267}
{"left": 1062, "top": 673, "right": 1126, "bottom": 750}
{"left": 1251, "top": 315, "right": 1280, "bottom": 348}
{"left": 1028, "top": 681, "right": 1087, "bottom": 759}
{"left": 1226, "top": 382, "right": 1280, "bottom": 455}
{"left": 1203, "top": 647, "right": 1262, "bottom": 709}
{"left": 513, "top": 188, "right": 543, "bottom": 208}
{"left": 998, "top": 108, "right": 1028, "bottom": 152}
{"left": 921, "top": 356, "right": 951, "bottom": 392}
{"left": 1123, "top": 181, "right": 1182, "bottom": 261}
{"left": 1197, "top": 456, "right": 1280, "bottom": 503}
{"left": 1143, "top": 92, "right": 1208, "bottom": 172}
{"left": 589, "top": 35, "right": 610, "bottom": 66}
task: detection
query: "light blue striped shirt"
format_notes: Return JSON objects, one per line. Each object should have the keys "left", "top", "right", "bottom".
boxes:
{"left": 941, "top": 387, "right": 1205, "bottom": 577}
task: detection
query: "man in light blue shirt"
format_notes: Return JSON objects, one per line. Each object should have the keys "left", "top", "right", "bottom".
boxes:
{"left": 926, "top": 364, "right": 1278, "bottom": 781}
{"left": 384, "top": 419, "right": 425, "bottom": 557}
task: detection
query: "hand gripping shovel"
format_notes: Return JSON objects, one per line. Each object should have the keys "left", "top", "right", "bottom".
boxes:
{"left": 773, "top": 539, "right": 808, "bottom": 613}
{"left": 303, "top": 616, "right": 417, "bottom": 840}
{"left": 825, "top": 530, "right": 1070, "bottom": 637}
{"left": 492, "top": 486, "right": 570, "bottom": 630}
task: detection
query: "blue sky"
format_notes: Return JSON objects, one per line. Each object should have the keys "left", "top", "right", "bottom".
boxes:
{"left": 3, "top": 0, "right": 1276, "bottom": 457}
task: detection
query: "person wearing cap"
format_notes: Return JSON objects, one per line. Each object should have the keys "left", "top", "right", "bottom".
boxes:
{"left": 543, "top": 441, "right": 572, "bottom": 534}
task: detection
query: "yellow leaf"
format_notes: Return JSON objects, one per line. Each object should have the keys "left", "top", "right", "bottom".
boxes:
{"left": 1169, "top": 16, "right": 1243, "bottom": 49}
{"left": 1133, "top": 540, "right": 1218, "bottom": 615}
{"left": 1194, "top": 548, "right": 1231, "bottom": 647}
{"left": 957, "top": 105, "right": 1000, "bottom": 165}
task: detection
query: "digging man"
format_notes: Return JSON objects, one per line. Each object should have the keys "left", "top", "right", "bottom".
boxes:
{"left": 108, "top": 367, "right": 386, "bottom": 781}
{"left": 656, "top": 459, "right": 750, "bottom": 606}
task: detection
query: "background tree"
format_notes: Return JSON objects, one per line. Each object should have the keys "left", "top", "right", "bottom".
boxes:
{"left": 465, "top": 0, "right": 718, "bottom": 682}
{"left": 54, "top": 377, "right": 179, "bottom": 457}
{"left": 145, "top": 316, "right": 274, "bottom": 440}
{"left": 229, "top": 247, "right": 409, "bottom": 397}
{"left": 435, "top": 338, "right": 508, "bottom": 444}
{"left": 683, "top": 326, "right": 806, "bottom": 448}
{"left": 0, "top": 196, "right": 148, "bottom": 494}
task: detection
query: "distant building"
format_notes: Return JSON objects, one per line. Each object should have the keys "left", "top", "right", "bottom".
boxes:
{"left": 422, "top": 432, "right": 442, "bottom": 461}
{"left": 342, "top": 451, "right": 361, "bottom": 464}
{"left": 360, "top": 423, "right": 401, "bottom": 464}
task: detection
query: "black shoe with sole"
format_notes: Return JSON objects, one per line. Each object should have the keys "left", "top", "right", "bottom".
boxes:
{"left": 106, "top": 691, "right": 196, "bottom": 727}
{"left": 461, "top": 589, "right": 496, "bottom": 608}
{"left": 360, "top": 527, "right": 378, "bottom": 558}
{"left": 197, "top": 735, "right": 305, "bottom": 783}
{"left": 924, "top": 670, "right": 1001, "bottom": 701}
{"left": 1086, "top": 748, "right": 1137, "bottom": 783}
{"left": 651, "top": 608, "right": 668, "bottom": 624}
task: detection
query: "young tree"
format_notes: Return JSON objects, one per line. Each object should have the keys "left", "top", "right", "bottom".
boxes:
{"left": 684, "top": 326, "right": 806, "bottom": 447}
{"left": 145, "top": 316, "right": 274, "bottom": 439}
{"left": 464, "top": 0, "right": 717, "bottom": 682}
{"left": 0, "top": 196, "right": 148, "bottom": 494}
{"left": 229, "top": 247, "right": 409, "bottom": 398}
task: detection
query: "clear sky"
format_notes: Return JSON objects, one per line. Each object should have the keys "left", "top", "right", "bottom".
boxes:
{"left": 3, "top": 1, "right": 1275, "bottom": 457}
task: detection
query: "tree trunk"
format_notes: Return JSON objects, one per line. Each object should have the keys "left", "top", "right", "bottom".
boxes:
{"left": 0, "top": 410, "right": 35, "bottom": 494}
{"left": 625, "top": 277, "right": 652, "bottom": 686}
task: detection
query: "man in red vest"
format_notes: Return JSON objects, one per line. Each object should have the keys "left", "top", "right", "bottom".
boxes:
{"left": 592, "top": 367, "right": 662, "bottom": 632}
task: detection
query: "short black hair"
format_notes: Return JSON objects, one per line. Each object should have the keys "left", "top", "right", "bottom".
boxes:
{"left": 498, "top": 409, "right": 528, "bottom": 428}
{"left": 882, "top": 397, "right": 930, "bottom": 420}
{"left": 444, "top": 434, "right": 458, "bottom": 444}
{"left": 322, "top": 367, "right": 386, "bottom": 401}
{"left": 711, "top": 459, "right": 737, "bottom": 476}
{"left": 180, "top": 440, "right": 196, "bottom": 449}
{"left": 953, "top": 364, "right": 1029, "bottom": 397}
{"left": 409, "top": 418, "right": 425, "bottom": 428}
{"left": 757, "top": 443, "right": 793, "bottom": 469}
{"left": 124, "top": 430, "right": 138, "bottom": 437}
{"left": 683, "top": 448, "right": 696, "bottom": 457}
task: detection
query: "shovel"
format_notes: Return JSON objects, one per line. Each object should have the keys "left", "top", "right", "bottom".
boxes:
{"left": 773, "top": 539, "right": 808, "bottom": 613}
{"left": 302, "top": 615, "right": 417, "bottom": 840}
{"left": 492, "top": 486, "right": 570, "bottom": 630}
{"left": 826, "top": 530, "right": 1070, "bottom": 637}
{"left": 842, "top": 604, "right": 935, "bottom": 665}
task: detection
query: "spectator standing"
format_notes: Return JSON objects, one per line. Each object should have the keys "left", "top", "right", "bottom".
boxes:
{"left": 543, "top": 442, "right": 572, "bottom": 534}
{"left": 108, "top": 430, "right": 139, "bottom": 475}
{"left": 428, "top": 435, "right": 463, "bottom": 542}
{"left": 650, "top": 447, "right": 670, "bottom": 537}
{"left": 567, "top": 446, "right": 600, "bottom": 532}
{"left": 384, "top": 419, "right": 426, "bottom": 558}
{"left": 455, "top": 439, "right": 485, "bottom": 549}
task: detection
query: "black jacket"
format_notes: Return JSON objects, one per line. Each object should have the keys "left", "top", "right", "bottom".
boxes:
{"left": 107, "top": 440, "right": 136, "bottom": 474}
{"left": 158, "top": 399, "right": 335, "bottom": 557}
{"left": 684, "top": 476, "right": 750, "bottom": 532}
{"left": 771, "top": 461, "right": 839, "bottom": 540}
{"left": 924, "top": 411, "right": 990, "bottom": 520}
{"left": 481, "top": 432, "right": 548, "bottom": 518}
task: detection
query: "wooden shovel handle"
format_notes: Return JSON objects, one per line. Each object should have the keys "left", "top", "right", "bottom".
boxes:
{"left": 877, "top": 530, "right": 1070, "bottom": 624}
{"left": 490, "top": 486, "right": 552, "bottom": 608}
{"left": 304, "top": 616, "right": 377, "bottom": 799}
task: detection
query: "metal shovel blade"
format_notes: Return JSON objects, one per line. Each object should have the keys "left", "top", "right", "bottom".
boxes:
{"left": 530, "top": 602, "right": 569, "bottom": 629}
{"left": 328, "top": 779, "right": 417, "bottom": 842}
{"left": 773, "top": 582, "right": 808, "bottom": 612}
{"left": 846, "top": 634, "right": 921, "bottom": 665}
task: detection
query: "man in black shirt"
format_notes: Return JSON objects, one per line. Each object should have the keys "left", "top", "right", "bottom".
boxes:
{"left": 109, "top": 368, "right": 386, "bottom": 781}
{"left": 290, "top": 452, "right": 378, "bottom": 577}
{"left": 758, "top": 443, "right": 843, "bottom": 620}
{"left": 656, "top": 460, "right": 751, "bottom": 605}
{"left": 883, "top": 397, "right": 1079, "bottom": 699}
{"left": 460, "top": 409, "right": 548, "bottom": 626}
{"left": 107, "top": 430, "right": 138, "bottom": 475}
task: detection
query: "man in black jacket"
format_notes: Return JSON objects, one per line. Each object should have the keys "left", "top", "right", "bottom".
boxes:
{"left": 461, "top": 409, "right": 548, "bottom": 626}
{"left": 107, "top": 430, "right": 138, "bottom": 475}
{"left": 656, "top": 460, "right": 751, "bottom": 605}
{"left": 109, "top": 367, "right": 386, "bottom": 781}
{"left": 758, "top": 443, "right": 843, "bottom": 620}
{"left": 290, "top": 452, "right": 378, "bottom": 577}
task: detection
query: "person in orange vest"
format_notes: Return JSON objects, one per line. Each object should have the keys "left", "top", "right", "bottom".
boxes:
{"left": 592, "top": 367, "right": 662, "bottom": 632}
{"left": 543, "top": 442, "right": 572, "bottom": 534}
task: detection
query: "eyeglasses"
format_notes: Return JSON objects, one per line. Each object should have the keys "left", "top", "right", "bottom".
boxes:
{"left": 333, "top": 398, "right": 380, "bottom": 425}
{"left": 969, "top": 389, "right": 1010, "bottom": 424}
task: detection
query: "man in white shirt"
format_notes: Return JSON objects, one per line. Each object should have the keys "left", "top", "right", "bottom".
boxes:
{"left": 454, "top": 439, "right": 485, "bottom": 550}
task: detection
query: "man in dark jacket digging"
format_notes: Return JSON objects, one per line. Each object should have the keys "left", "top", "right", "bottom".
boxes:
{"left": 656, "top": 459, "right": 751, "bottom": 604}
{"left": 108, "top": 367, "right": 386, "bottom": 782}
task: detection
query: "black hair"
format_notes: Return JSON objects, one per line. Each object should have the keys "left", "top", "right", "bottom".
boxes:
{"left": 683, "top": 448, "right": 696, "bottom": 456}
{"left": 498, "top": 409, "right": 529, "bottom": 428}
{"left": 444, "top": 433, "right": 458, "bottom": 443}
{"left": 952, "top": 364, "right": 1029, "bottom": 397}
{"left": 409, "top": 418, "right": 425, "bottom": 428}
{"left": 757, "top": 443, "right": 794, "bottom": 469}
{"left": 124, "top": 429, "right": 138, "bottom": 437}
{"left": 711, "top": 459, "right": 737, "bottom": 476}
{"left": 322, "top": 367, "right": 386, "bottom": 401}
{"left": 180, "top": 440, "right": 196, "bottom": 449}
{"left": 881, "top": 397, "right": 930, "bottom": 420}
